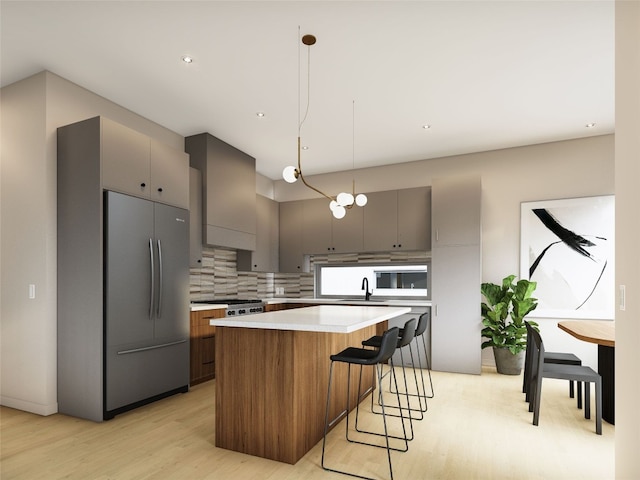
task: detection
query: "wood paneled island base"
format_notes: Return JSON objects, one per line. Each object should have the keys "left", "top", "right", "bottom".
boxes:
{"left": 212, "top": 305, "right": 411, "bottom": 464}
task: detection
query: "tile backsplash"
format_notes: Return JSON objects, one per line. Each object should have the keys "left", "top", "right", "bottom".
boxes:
{"left": 189, "top": 247, "right": 429, "bottom": 301}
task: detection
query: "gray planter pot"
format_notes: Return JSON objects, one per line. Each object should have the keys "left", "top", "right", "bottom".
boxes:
{"left": 493, "top": 347, "right": 525, "bottom": 375}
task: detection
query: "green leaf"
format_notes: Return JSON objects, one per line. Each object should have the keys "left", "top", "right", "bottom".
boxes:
{"left": 480, "top": 275, "right": 538, "bottom": 351}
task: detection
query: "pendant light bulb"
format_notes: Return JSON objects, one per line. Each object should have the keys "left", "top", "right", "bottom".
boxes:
{"left": 282, "top": 166, "right": 299, "bottom": 183}
{"left": 355, "top": 193, "right": 368, "bottom": 207}
{"left": 337, "top": 192, "right": 354, "bottom": 207}
{"left": 332, "top": 204, "right": 346, "bottom": 219}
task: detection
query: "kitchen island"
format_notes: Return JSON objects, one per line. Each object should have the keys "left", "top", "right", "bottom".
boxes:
{"left": 211, "top": 305, "right": 411, "bottom": 464}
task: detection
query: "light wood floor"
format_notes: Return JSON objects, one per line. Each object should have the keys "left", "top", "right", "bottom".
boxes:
{"left": 1, "top": 366, "right": 614, "bottom": 480}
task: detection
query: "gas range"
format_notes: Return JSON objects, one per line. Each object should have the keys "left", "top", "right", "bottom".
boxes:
{"left": 192, "top": 299, "right": 265, "bottom": 316}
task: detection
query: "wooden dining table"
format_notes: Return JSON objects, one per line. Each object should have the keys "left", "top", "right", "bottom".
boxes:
{"left": 558, "top": 320, "right": 615, "bottom": 424}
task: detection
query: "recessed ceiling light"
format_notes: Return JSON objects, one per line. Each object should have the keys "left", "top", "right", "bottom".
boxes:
{"left": 422, "top": 124, "right": 432, "bottom": 130}
{"left": 586, "top": 122, "right": 596, "bottom": 128}
{"left": 181, "top": 55, "right": 193, "bottom": 64}
{"left": 256, "top": 112, "right": 265, "bottom": 118}
{"left": 302, "top": 146, "right": 309, "bottom": 150}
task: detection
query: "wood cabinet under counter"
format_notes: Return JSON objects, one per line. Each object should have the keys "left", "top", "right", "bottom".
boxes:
{"left": 189, "top": 308, "right": 225, "bottom": 385}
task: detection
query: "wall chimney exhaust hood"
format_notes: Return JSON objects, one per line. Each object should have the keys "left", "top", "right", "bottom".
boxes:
{"left": 185, "top": 133, "right": 256, "bottom": 251}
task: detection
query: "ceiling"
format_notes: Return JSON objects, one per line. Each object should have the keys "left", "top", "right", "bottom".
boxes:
{"left": 1, "top": 1, "right": 614, "bottom": 181}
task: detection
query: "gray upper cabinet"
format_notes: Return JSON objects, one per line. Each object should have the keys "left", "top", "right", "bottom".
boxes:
{"left": 102, "top": 118, "right": 150, "bottom": 198}
{"left": 302, "top": 198, "right": 333, "bottom": 253}
{"left": 185, "top": 133, "right": 256, "bottom": 251}
{"left": 101, "top": 118, "right": 188, "bottom": 209}
{"left": 238, "top": 194, "right": 279, "bottom": 272}
{"left": 363, "top": 187, "right": 430, "bottom": 252}
{"left": 189, "top": 167, "right": 203, "bottom": 267}
{"left": 363, "top": 190, "right": 398, "bottom": 251}
{"left": 301, "top": 197, "right": 364, "bottom": 254}
{"left": 431, "top": 176, "right": 481, "bottom": 246}
{"left": 279, "top": 200, "right": 306, "bottom": 273}
{"left": 150, "top": 140, "right": 189, "bottom": 208}
{"left": 398, "top": 187, "right": 432, "bottom": 251}
{"left": 332, "top": 203, "right": 364, "bottom": 253}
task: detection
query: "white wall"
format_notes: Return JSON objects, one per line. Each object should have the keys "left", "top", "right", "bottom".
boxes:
{"left": 0, "top": 72, "right": 56, "bottom": 415}
{"left": 615, "top": 1, "right": 640, "bottom": 478}
{"left": 0, "top": 71, "right": 185, "bottom": 414}
{"left": 276, "top": 135, "right": 615, "bottom": 370}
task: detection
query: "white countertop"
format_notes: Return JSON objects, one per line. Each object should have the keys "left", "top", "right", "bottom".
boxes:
{"left": 264, "top": 298, "right": 431, "bottom": 307}
{"left": 190, "top": 303, "right": 227, "bottom": 312}
{"left": 209, "top": 305, "right": 411, "bottom": 333}
{"left": 191, "top": 298, "right": 430, "bottom": 312}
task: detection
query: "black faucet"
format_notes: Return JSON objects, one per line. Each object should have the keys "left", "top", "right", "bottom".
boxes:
{"left": 361, "top": 277, "right": 372, "bottom": 301}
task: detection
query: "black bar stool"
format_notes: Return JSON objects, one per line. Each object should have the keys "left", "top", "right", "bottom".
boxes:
{"left": 321, "top": 326, "right": 407, "bottom": 480}
{"left": 361, "top": 318, "right": 424, "bottom": 422}
{"left": 389, "top": 311, "right": 434, "bottom": 408}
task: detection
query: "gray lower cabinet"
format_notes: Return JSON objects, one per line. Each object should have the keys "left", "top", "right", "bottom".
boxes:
{"left": 431, "top": 244, "right": 482, "bottom": 374}
{"left": 387, "top": 306, "right": 432, "bottom": 368}
{"left": 237, "top": 194, "right": 279, "bottom": 272}
{"left": 430, "top": 175, "right": 482, "bottom": 375}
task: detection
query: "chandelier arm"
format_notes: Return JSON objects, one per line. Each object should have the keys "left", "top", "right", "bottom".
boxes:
{"left": 298, "top": 173, "right": 334, "bottom": 201}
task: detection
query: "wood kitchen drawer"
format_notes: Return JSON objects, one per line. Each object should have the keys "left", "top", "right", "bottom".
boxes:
{"left": 190, "top": 309, "right": 225, "bottom": 385}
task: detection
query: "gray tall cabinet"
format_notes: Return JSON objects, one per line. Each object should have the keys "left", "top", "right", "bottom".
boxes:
{"left": 57, "top": 116, "right": 190, "bottom": 421}
{"left": 431, "top": 176, "right": 482, "bottom": 375}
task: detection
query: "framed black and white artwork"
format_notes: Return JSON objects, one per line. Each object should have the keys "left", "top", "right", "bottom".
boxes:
{"left": 520, "top": 195, "right": 615, "bottom": 319}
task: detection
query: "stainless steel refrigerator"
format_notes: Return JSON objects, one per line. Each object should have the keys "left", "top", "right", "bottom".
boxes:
{"left": 104, "top": 191, "right": 189, "bottom": 419}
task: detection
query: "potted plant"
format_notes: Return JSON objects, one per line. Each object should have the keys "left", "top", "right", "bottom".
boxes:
{"left": 481, "top": 275, "right": 539, "bottom": 375}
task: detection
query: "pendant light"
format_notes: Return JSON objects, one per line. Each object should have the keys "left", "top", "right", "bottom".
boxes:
{"left": 281, "top": 32, "right": 366, "bottom": 219}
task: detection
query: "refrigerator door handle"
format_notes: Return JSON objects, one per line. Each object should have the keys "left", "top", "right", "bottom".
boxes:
{"left": 157, "top": 239, "right": 163, "bottom": 319}
{"left": 149, "top": 238, "right": 155, "bottom": 319}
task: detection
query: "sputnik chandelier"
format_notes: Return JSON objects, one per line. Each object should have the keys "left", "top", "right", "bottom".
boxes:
{"left": 282, "top": 33, "right": 367, "bottom": 219}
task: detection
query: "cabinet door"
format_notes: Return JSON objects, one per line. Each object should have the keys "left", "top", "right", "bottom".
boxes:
{"left": 189, "top": 168, "right": 203, "bottom": 267}
{"left": 432, "top": 176, "right": 481, "bottom": 246}
{"left": 302, "top": 198, "right": 333, "bottom": 253}
{"left": 332, "top": 204, "right": 363, "bottom": 253}
{"left": 397, "top": 187, "right": 431, "bottom": 251}
{"left": 150, "top": 140, "right": 189, "bottom": 208}
{"left": 279, "top": 201, "right": 305, "bottom": 273}
{"left": 239, "top": 195, "right": 279, "bottom": 272}
{"left": 102, "top": 118, "right": 150, "bottom": 197}
{"left": 363, "top": 190, "right": 398, "bottom": 251}
{"left": 431, "top": 244, "right": 482, "bottom": 374}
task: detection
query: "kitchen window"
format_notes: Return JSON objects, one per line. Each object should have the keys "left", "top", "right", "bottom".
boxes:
{"left": 315, "top": 263, "right": 430, "bottom": 300}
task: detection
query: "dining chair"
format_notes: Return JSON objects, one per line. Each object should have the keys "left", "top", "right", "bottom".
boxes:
{"left": 523, "top": 322, "right": 583, "bottom": 408}
{"left": 526, "top": 321, "right": 602, "bottom": 435}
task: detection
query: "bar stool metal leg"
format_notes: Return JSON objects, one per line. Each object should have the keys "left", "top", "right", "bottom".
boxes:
{"left": 321, "top": 327, "right": 406, "bottom": 480}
